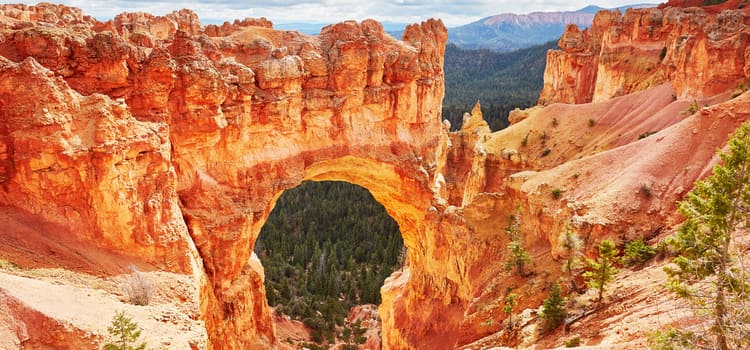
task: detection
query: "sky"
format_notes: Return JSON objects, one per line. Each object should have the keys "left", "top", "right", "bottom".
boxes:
{"left": 16, "top": 0, "right": 646, "bottom": 28}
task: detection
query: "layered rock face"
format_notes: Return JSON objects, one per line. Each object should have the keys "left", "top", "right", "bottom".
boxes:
{"left": 3, "top": 3, "right": 750, "bottom": 350}
{"left": 0, "top": 3, "right": 457, "bottom": 349}
{"left": 539, "top": 4, "right": 750, "bottom": 104}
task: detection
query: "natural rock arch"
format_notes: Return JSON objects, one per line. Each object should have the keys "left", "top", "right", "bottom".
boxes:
{"left": 5, "top": 4, "right": 750, "bottom": 350}
{"left": 0, "top": 5, "right": 473, "bottom": 347}
{"left": 239, "top": 155, "right": 442, "bottom": 346}
{"left": 157, "top": 19, "right": 459, "bottom": 348}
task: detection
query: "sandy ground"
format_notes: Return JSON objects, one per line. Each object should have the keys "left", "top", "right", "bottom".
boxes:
{"left": 0, "top": 265, "right": 207, "bottom": 349}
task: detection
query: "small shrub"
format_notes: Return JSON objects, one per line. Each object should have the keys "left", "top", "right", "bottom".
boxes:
{"left": 551, "top": 188, "right": 563, "bottom": 199}
{"left": 504, "top": 213, "right": 532, "bottom": 277}
{"left": 681, "top": 100, "right": 699, "bottom": 116}
{"left": 540, "top": 131, "right": 549, "bottom": 142}
{"left": 638, "top": 131, "right": 657, "bottom": 140}
{"left": 503, "top": 293, "right": 518, "bottom": 329}
{"left": 565, "top": 336, "right": 582, "bottom": 347}
{"left": 521, "top": 133, "right": 529, "bottom": 147}
{"left": 0, "top": 259, "right": 19, "bottom": 270}
{"left": 654, "top": 239, "right": 673, "bottom": 259}
{"left": 647, "top": 326, "right": 695, "bottom": 350}
{"left": 505, "top": 240, "right": 532, "bottom": 277}
{"left": 588, "top": 118, "right": 596, "bottom": 127}
{"left": 560, "top": 224, "right": 584, "bottom": 293}
{"left": 572, "top": 172, "right": 580, "bottom": 179}
{"left": 104, "top": 311, "right": 147, "bottom": 350}
{"left": 639, "top": 183, "right": 653, "bottom": 198}
{"left": 540, "top": 282, "right": 566, "bottom": 331}
{"left": 732, "top": 80, "right": 749, "bottom": 98}
{"left": 552, "top": 117, "right": 559, "bottom": 127}
{"left": 659, "top": 47, "right": 667, "bottom": 60}
{"left": 541, "top": 148, "right": 551, "bottom": 157}
{"left": 124, "top": 266, "right": 153, "bottom": 306}
{"left": 622, "top": 239, "right": 656, "bottom": 266}
{"left": 701, "top": 0, "right": 727, "bottom": 5}
{"left": 303, "top": 342, "right": 326, "bottom": 350}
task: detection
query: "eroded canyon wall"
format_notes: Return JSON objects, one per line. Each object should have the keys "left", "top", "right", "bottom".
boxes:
{"left": 0, "top": 3, "right": 465, "bottom": 349}
{"left": 539, "top": 3, "right": 750, "bottom": 104}
{"left": 3, "top": 2, "right": 750, "bottom": 350}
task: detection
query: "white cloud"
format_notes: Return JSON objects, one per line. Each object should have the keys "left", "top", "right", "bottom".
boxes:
{"left": 13, "top": 0, "right": 650, "bottom": 27}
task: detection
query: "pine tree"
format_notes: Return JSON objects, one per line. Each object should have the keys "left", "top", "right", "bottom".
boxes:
{"left": 504, "top": 212, "right": 532, "bottom": 277}
{"left": 560, "top": 224, "right": 584, "bottom": 293}
{"left": 104, "top": 311, "right": 147, "bottom": 350}
{"left": 266, "top": 284, "right": 277, "bottom": 307}
{"left": 583, "top": 239, "right": 619, "bottom": 303}
{"left": 397, "top": 245, "right": 407, "bottom": 271}
{"left": 505, "top": 239, "right": 532, "bottom": 277}
{"left": 664, "top": 122, "right": 750, "bottom": 350}
{"left": 540, "top": 282, "right": 566, "bottom": 331}
{"left": 503, "top": 293, "right": 518, "bottom": 329}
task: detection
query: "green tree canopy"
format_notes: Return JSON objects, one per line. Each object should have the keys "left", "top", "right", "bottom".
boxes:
{"left": 583, "top": 239, "right": 619, "bottom": 303}
{"left": 104, "top": 311, "right": 146, "bottom": 350}
{"left": 665, "top": 121, "right": 750, "bottom": 350}
{"left": 504, "top": 212, "right": 532, "bottom": 277}
{"left": 540, "top": 282, "right": 566, "bottom": 331}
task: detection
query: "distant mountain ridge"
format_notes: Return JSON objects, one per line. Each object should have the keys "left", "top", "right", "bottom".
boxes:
{"left": 448, "top": 3, "right": 655, "bottom": 52}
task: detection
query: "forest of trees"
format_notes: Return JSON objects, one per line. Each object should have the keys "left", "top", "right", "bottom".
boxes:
{"left": 442, "top": 41, "right": 556, "bottom": 131}
{"left": 255, "top": 181, "right": 404, "bottom": 344}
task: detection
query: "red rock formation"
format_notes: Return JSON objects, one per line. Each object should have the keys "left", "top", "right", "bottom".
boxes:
{"left": 540, "top": 4, "right": 750, "bottom": 104}
{"left": 2, "top": 3, "right": 750, "bottom": 350}
{"left": 345, "top": 304, "right": 382, "bottom": 349}
{"left": 0, "top": 56, "right": 194, "bottom": 273}
{"left": 0, "top": 4, "right": 452, "bottom": 349}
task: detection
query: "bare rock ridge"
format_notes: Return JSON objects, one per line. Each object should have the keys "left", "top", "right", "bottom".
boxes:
{"left": 1, "top": 2, "right": 750, "bottom": 350}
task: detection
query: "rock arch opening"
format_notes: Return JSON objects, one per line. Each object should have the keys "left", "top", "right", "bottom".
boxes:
{"left": 256, "top": 180, "right": 404, "bottom": 346}
{"left": 0, "top": 7, "right": 460, "bottom": 349}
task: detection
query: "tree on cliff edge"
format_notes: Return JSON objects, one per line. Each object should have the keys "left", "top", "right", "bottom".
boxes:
{"left": 663, "top": 122, "right": 750, "bottom": 350}
{"left": 504, "top": 211, "right": 532, "bottom": 277}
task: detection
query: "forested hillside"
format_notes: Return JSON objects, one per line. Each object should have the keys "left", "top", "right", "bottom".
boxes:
{"left": 256, "top": 181, "right": 403, "bottom": 345}
{"left": 442, "top": 41, "right": 555, "bottom": 130}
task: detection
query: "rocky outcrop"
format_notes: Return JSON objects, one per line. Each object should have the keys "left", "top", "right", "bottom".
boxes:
{"left": 0, "top": 3, "right": 451, "bottom": 349}
{"left": 0, "top": 55, "right": 194, "bottom": 273}
{"left": 540, "top": 4, "right": 750, "bottom": 104}
{"left": 345, "top": 304, "right": 382, "bottom": 349}
{"left": 2, "top": 3, "right": 750, "bottom": 350}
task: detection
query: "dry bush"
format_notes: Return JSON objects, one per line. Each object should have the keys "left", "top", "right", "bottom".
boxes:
{"left": 123, "top": 266, "right": 153, "bottom": 306}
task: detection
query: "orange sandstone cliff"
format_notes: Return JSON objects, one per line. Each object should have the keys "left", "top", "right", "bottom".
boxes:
{"left": 1, "top": 2, "right": 750, "bottom": 350}
{"left": 539, "top": 1, "right": 750, "bottom": 104}
{"left": 0, "top": 3, "right": 453, "bottom": 349}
